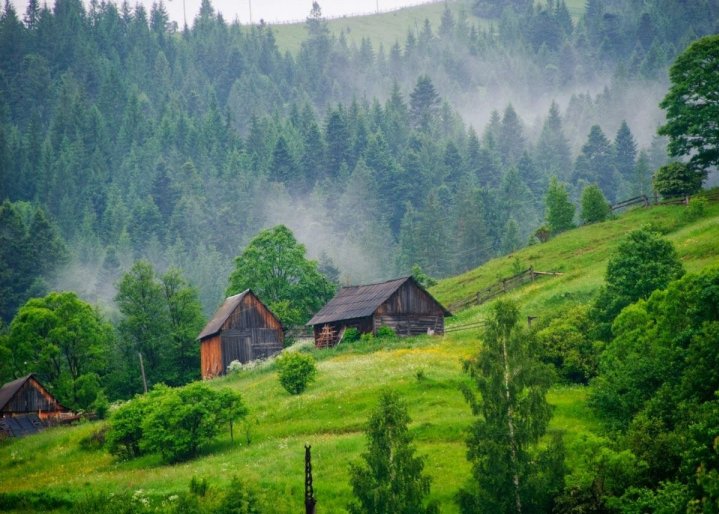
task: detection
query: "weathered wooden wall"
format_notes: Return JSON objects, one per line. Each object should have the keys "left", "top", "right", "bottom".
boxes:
{"left": 373, "top": 314, "right": 444, "bottom": 336}
{"left": 376, "top": 281, "right": 446, "bottom": 317}
{"left": 222, "top": 294, "right": 283, "bottom": 334}
{"left": 313, "top": 317, "right": 373, "bottom": 347}
{"left": 221, "top": 328, "right": 283, "bottom": 370}
{"left": 373, "top": 281, "right": 445, "bottom": 336}
{"left": 201, "top": 293, "right": 284, "bottom": 378}
{"left": 1, "top": 379, "right": 63, "bottom": 415}
{"left": 201, "top": 335, "right": 223, "bottom": 379}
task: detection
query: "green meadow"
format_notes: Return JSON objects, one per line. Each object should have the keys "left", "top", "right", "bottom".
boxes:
{"left": 270, "top": 0, "right": 586, "bottom": 54}
{"left": 2, "top": 198, "right": 718, "bottom": 512}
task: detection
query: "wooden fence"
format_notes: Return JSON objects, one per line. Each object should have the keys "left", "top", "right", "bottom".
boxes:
{"left": 611, "top": 188, "right": 719, "bottom": 211}
{"left": 449, "top": 267, "right": 562, "bottom": 312}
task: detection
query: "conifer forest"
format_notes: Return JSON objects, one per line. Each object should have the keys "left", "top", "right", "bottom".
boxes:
{"left": 1, "top": 0, "right": 719, "bottom": 512}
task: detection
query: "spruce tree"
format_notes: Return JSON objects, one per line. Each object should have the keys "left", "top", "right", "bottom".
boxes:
{"left": 545, "top": 176, "right": 575, "bottom": 234}
{"left": 348, "top": 390, "right": 438, "bottom": 514}
{"left": 613, "top": 121, "right": 637, "bottom": 182}
{"left": 409, "top": 75, "right": 440, "bottom": 133}
{"left": 573, "top": 125, "right": 617, "bottom": 202}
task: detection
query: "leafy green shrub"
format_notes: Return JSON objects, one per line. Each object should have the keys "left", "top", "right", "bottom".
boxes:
{"left": 359, "top": 332, "right": 375, "bottom": 343}
{"left": 189, "top": 476, "right": 209, "bottom": 497}
{"left": 106, "top": 390, "right": 159, "bottom": 459}
{"left": 683, "top": 196, "right": 707, "bottom": 221}
{"left": 580, "top": 184, "right": 611, "bottom": 224}
{"left": 141, "top": 383, "right": 247, "bottom": 463}
{"left": 107, "top": 384, "right": 246, "bottom": 463}
{"left": 375, "top": 326, "right": 397, "bottom": 339}
{"left": 535, "top": 305, "right": 603, "bottom": 384}
{"left": 92, "top": 391, "right": 109, "bottom": 419}
{"left": 217, "top": 477, "right": 263, "bottom": 514}
{"left": 343, "top": 327, "right": 360, "bottom": 343}
{"left": 275, "top": 352, "right": 317, "bottom": 395}
{"left": 653, "top": 162, "right": 703, "bottom": 197}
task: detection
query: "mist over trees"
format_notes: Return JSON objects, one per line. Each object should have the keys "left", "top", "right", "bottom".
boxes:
{"left": 0, "top": 0, "right": 715, "bottom": 319}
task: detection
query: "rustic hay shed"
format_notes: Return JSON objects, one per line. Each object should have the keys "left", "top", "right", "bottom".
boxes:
{"left": 197, "top": 290, "right": 284, "bottom": 379}
{"left": 307, "top": 276, "right": 451, "bottom": 347}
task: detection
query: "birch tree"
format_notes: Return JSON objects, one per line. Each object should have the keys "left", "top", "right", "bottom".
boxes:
{"left": 458, "top": 300, "right": 564, "bottom": 514}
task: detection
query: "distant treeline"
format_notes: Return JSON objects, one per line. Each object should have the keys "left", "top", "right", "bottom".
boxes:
{"left": 0, "top": 0, "right": 716, "bottom": 318}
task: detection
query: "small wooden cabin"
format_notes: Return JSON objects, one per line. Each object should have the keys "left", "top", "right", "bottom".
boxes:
{"left": 0, "top": 374, "right": 72, "bottom": 437}
{"left": 307, "top": 276, "right": 451, "bottom": 347}
{"left": 198, "top": 290, "right": 284, "bottom": 379}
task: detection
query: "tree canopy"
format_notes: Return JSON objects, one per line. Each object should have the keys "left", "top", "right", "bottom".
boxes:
{"left": 1, "top": 291, "right": 112, "bottom": 410}
{"left": 659, "top": 34, "right": 719, "bottom": 177}
{"left": 226, "top": 225, "right": 335, "bottom": 326}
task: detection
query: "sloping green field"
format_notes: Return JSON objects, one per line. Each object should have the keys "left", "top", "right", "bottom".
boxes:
{"left": 1, "top": 200, "right": 717, "bottom": 513}
{"left": 270, "top": 0, "right": 586, "bottom": 53}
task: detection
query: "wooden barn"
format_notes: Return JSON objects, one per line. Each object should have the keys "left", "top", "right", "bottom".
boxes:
{"left": 307, "top": 276, "right": 451, "bottom": 347}
{"left": 198, "top": 290, "right": 284, "bottom": 379}
{"left": 0, "top": 374, "right": 72, "bottom": 437}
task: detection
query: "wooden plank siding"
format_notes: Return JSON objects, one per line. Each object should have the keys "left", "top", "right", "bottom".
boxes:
{"left": 221, "top": 294, "right": 283, "bottom": 334}
{"left": 1, "top": 378, "right": 65, "bottom": 417}
{"left": 374, "top": 280, "right": 445, "bottom": 336}
{"left": 199, "top": 291, "right": 284, "bottom": 379}
{"left": 200, "top": 335, "right": 223, "bottom": 379}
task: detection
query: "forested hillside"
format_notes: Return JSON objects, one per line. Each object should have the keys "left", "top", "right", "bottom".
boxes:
{"left": 1, "top": 0, "right": 717, "bottom": 321}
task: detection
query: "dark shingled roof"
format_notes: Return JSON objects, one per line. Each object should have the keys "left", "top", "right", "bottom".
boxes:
{"left": 307, "top": 276, "right": 450, "bottom": 326}
{"left": 0, "top": 374, "right": 34, "bottom": 412}
{"left": 197, "top": 290, "right": 250, "bottom": 340}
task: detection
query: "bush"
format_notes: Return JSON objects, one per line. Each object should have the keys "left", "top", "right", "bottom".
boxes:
{"left": 217, "top": 478, "right": 263, "bottom": 514}
{"left": 535, "top": 305, "right": 603, "bottom": 384}
{"left": 683, "top": 196, "right": 707, "bottom": 221}
{"left": 105, "top": 390, "right": 159, "bottom": 459}
{"left": 275, "top": 352, "right": 317, "bottom": 395}
{"left": 359, "top": 332, "right": 375, "bottom": 343}
{"left": 375, "top": 326, "right": 397, "bottom": 339}
{"left": 343, "top": 327, "right": 360, "bottom": 343}
{"left": 141, "top": 383, "right": 247, "bottom": 462}
{"left": 653, "top": 162, "right": 704, "bottom": 197}
{"left": 580, "top": 184, "right": 610, "bottom": 224}
{"left": 106, "top": 383, "right": 247, "bottom": 463}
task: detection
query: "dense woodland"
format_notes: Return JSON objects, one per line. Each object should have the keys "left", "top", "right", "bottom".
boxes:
{"left": 1, "top": 0, "right": 717, "bottom": 322}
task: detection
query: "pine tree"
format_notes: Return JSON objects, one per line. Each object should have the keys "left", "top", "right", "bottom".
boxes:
{"left": 498, "top": 104, "right": 525, "bottom": 167}
{"left": 613, "top": 121, "right": 637, "bottom": 182}
{"left": 348, "top": 390, "right": 438, "bottom": 514}
{"left": 409, "top": 75, "right": 440, "bottom": 133}
{"left": 580, "top": 184, "right": 610, "bottom": 224}
{"left": 535, "top": 101, "right": 572, "bottom": 181}
{"left": 545, "top": 176, "right": 575, "bottom": 234}
{"left": 573, "top": 125, "right": 618, "bottom": 202}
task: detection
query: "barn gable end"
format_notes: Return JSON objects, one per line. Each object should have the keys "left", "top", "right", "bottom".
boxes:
{"left": 198, "top": 290, "right": 284, "bottom": 379}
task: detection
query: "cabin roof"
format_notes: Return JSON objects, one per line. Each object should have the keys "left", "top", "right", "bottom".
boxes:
{"left": 0, "top": 374, "right": 34, "bottom": 411}
{"left": 0, "top": 374, "right": 67, "bottom": 413}
{"left": 197, "top": 289, "right": 282, "bottom": 340}
{"left": 197, "top": 290, "right": 250, "bottom": 340}
{"left": 307, "top": 276, "right": 451, "bottom": 326}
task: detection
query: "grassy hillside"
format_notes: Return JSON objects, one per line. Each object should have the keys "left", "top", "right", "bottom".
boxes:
{"left": 1, "top": 200, "right": 718, "bottom": 513}
{"left": 271, "top": 0, "right": 586, "bottom": 53}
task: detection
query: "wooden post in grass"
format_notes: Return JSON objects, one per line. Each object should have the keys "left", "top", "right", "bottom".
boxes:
{"left": 305, "top": 445, "right": 317, "bottom": 514}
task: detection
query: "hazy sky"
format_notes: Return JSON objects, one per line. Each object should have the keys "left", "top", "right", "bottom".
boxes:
{"left": 12, "top": 0, "right": 434, "bottom": 25}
